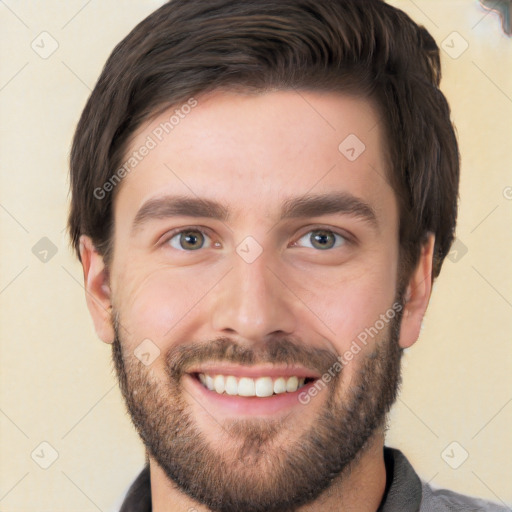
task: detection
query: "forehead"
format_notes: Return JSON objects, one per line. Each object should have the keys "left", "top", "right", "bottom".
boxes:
{"left": 115, "top": 89, "right": 395, "bottom": 227}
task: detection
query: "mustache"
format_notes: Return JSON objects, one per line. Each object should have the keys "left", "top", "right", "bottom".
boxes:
{"left": 165, "top": 336, "right": 340, "bottom": 381}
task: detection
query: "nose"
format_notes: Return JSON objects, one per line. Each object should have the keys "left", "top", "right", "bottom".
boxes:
{"left": 209, "top": 253, "right": 297, "bottom": 344}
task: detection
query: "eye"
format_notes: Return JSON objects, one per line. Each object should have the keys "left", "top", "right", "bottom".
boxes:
{"left": 167, "top": 229, "right": 213, "bottom": 251}
{"left": 295, "top": 229, "right": 347, "bottom": 250}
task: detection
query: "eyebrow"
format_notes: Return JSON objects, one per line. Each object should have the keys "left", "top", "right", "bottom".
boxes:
{"left": 131, "top": 192, "right": 378, "bottom": 234}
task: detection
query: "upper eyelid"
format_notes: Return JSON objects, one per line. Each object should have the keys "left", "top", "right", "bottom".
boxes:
{"left": 294, "top": 225, "right": 354, "bottom": 244}
{"left": 159, "top": 225, "right": 214, "bottom": 242}
{"left": 294, "top": 229, "right": 351, "bottom": 248}
{"left": 161, "top": 227, "right": 216, "bottom": 251}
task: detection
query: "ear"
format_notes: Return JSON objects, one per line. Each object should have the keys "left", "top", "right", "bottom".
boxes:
{"left": 398, "top": 233, "right": 435, "bottom": 349}
{"left": 79, "top": 235, "right": 115, "bottom": 344}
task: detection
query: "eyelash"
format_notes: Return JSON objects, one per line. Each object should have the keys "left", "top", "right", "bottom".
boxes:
{"left": 161, "top": 225, "right": 217, "bottom": 250}
{"left": 160, "top": 225, "right": 352, "bottom": 251}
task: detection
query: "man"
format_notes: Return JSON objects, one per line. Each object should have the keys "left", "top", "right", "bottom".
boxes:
{"left": 67, "top": 1, "right": 509, "bottom": 511}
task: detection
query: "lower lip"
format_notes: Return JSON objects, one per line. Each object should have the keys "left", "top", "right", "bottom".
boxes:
{"left": 183, "top": 374, "right": 319, "bottom": 416}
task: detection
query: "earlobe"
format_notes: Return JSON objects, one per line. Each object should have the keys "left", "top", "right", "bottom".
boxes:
{"left": 79, "top": 235, "right": 115, "bottom": 344}
{"left": 398, "top": 233, "right": 435, "bottom": 349}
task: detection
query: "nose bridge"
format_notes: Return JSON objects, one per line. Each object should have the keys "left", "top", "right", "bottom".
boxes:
{"left": 210, "top": 251, "right": 296, "bottom": 340}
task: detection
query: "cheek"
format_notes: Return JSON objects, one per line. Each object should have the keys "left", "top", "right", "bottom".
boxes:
{"left": 307, "top": 253, "right": 398, "bottom": 353}
{"left": 112, "top": 264, "right": 217, "bottom": 347}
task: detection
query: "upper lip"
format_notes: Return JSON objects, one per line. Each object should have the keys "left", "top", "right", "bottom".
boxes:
{"left": 187, "top": 364, "right": 321, "bottom": 379}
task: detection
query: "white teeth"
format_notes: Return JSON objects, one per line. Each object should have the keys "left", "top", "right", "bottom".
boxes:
{"left": 197, "top": 373, "right": 310, "bottom": 397}
{"left": 205, "top": 374, "right": 214, "bottom": 391}
{"left": 273, "top": 377, "right": 287, "bottom": 394}
{"left": 238, "top": 377, "right": 255, "bottom": 396}
{"left": 225, "top": 376, "right": 238, "bottom": 395}
{"left": 213, "top": 375, "right": 225, "bottom": 394}
{"left": 255, "top": 377, "right": 273, "bottom": 397}
{"left": 286, "top": 376, "right": 299, "bottom": 392}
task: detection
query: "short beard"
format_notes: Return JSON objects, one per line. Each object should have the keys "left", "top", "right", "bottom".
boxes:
{"left": 111, "top": 296, "right": 405, "bottom": 512}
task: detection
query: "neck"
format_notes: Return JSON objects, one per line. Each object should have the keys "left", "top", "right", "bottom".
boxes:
{"left": 149, "top": 431, "right": 387, "bottom": 512}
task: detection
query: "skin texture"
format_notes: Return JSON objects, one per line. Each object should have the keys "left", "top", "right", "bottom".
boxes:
{"left": 79, "top": 90, "right": 435, "bottom": 511}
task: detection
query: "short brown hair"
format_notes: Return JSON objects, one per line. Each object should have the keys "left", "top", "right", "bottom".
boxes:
{"left": 68, "top": 0, "right": 459, "bottom": 282}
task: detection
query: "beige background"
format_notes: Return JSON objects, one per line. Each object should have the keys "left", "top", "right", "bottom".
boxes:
{"left": 0, "top": 1, "right": 511, "bottom": 510}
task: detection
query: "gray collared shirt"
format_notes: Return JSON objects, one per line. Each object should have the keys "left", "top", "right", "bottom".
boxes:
{"left": 119, "top": 446, "right": 510, "bottom": 511}
{"left": 378, "top": 448, "right": 510, "bottom": 512}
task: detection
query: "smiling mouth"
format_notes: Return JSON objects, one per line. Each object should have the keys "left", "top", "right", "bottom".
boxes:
{"left": 192, "top": 372, "right": 317, "bottom": 398}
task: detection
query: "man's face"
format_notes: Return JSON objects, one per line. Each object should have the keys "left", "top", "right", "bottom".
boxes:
{"left": 95, "top": 91, "right": 410, "bottom": 511}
